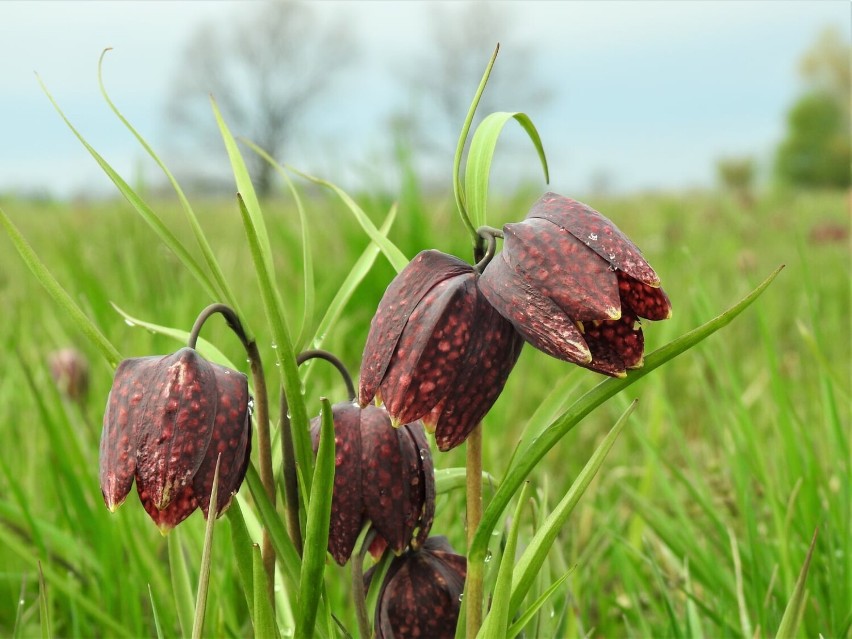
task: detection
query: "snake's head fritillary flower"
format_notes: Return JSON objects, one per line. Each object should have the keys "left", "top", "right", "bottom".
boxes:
{"left": 48, "top": 347, "right": 90, "bottom": 403}
{"left": 310, "top": 403, "right": 435, "bottom": 565}
{"left": 99, "top": 347, "right": 251, "bottom": 532}
{"left": 479, "top": 192, "right": 672, "bottom": 377}
{"left": 359, "top": 250, "right": 523, "bottom": 451}
{"left": 366, "top": 535, "right": 467, "bottom": 639}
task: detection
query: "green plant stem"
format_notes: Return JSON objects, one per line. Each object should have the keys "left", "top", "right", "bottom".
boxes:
{"left": 279, "top": 392, "right": 302, "bottom": 555}
{"left": 351, "top": 528, "right": 377, "bottom": 639}
{"left": 466, "top": 422, "right": 485, "bottom": 637}
{"left": 187, "top": 304, "right": 276, "bottom": 607}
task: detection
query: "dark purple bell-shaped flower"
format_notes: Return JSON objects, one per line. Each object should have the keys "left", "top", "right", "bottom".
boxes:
{"left": 310, "top": 403, "right": 435, "bottom": 565}
{"left": 360, "top": 250, "right": 524, "bottom": 451}
{"left": 100, "top": 347, "right": 252, "bottom": 531}
{"left": 366, "top": 535, "right": 467, "bottom": 639}
{"left": 479, "top": 192, "right": 672, "bottom": 377}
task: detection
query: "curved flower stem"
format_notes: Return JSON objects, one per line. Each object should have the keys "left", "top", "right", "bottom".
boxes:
{"left": 188, "top": 304, "right": 276, "bottom": 607}
{"left": 473, "top": 225, "right": 503, "bottom": 273}
{"left": 280, "top": 349, "right": 356, "bottom": 556}
{"left": 351, "top": 526, "right": 377, "bottom": 639}
{"left": 465, "top": 422, "right": 484, "bottom": 637}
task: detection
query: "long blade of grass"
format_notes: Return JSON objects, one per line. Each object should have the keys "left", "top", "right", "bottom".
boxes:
{"left": 210, "top": 98, "right": 274, "bottom": 279}
{"left": 111, "top": 303, "right": 236, "bottom": 368}
{"left": 479, "top": 481, "right": 531, "bottom": 639}
{"left": 237, "top": 194, "right": 314, "bottom": 495}
{"left": 309, "top": 203, "right": 398, "bottom": 352}
{"left": 776, "top": 528, "right": 818, "bottom": 638}
{"left": 453, "top": 44, "right": 499, "bottom": 240}
{"left": 0, "top": 207, "right": 122, "bottom": 367}
{"left": 238, "top": 139, "right": 316, "bottom": 348}
{"left": 191, "top": 456, "right": 221, "bottom": 639}
{"left": 36, "top": 75, "right": 219, "bottom": 302}
{"left": 435, "top": 468, "right": 498, "bottom": 494}
{"left": 97, "top": 49, "right": 242, "bottom": 317}
{"left": 507, "top": 570, "right": 572, "bottom": 639}
{"left": 469, "top": 265, "right": 784, "bottom": 565}
{"left": 252, "top": 544, "right": 280, "bottom": 639}
{"left": 465, "top": 111, "right": 548, "bottom": 230}
{"left": 728, "top": 528, "right": 753, "bottom": 639}
{"left": 287, "top": 165, "right": 409, "bottom": 273}
{"left": 225, "top": 502, "right": 256, "bottom": 628}
{"left": 38, "top": 561, "right": 51, "bottom": 639}
{"left": 168, "top": 532, "right": 195, "bottom": 639}
{"left": 148, "top": 584, "right": 165, "bottom": 639}
{"left": 295, "top": 397, "right": 335, "bottom": 639}
{"left": 509, "top": 400, "right": 636, "bottom": 616}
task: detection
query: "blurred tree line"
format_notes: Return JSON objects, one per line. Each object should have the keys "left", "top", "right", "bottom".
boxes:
{"left": 775, "top": 27, "right": 851, "bottom": 189}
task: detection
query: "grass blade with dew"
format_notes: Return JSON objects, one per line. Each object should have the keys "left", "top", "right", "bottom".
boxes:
{"left": 237, "top": 193, "right": 314, "bottom": 495}
{"left": 286, "top": 165, "right": 409, "bottom": 273}
{"left": 191, "top": 456, "right": 221, "bottom": 639}
{"left": 295, "top": 397, "right": 335, "bottom": 639}
{"left": 776, "top": 528, "right": 818, "bottom": 638}
{"left": 479, "top": 481, "right": 531, "bottom": 639}
{"left": 239, "top": 139, "right": 316, "bottom": 349}
{"left": 36, "top": 75, "right": 220, "bottom": 303}
{"left": 469, "top": 265, "right": 784, "bottom": 567}
{"left": 97, "top": 49, "right": 242, "bottom": 318}
{"left": 464, "top": 111, "right": 548, "bottom": 231}
{"left": 0, "top": 207, "right": 122, "bottom": 367}
{"left": 508, "top": 400, "right": 636, "bottom": 618}
{"left": 168, "top": 532, "right": 196, "bottom": 639}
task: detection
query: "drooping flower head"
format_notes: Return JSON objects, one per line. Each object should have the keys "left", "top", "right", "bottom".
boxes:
{"left": 310, "top": 403, "right": 435, "bottom": 565}
{"left": 479, "top": 193, "right": 672, "bottom": 377}
{"left": 99, "top": 347, "right": 252, "bottom": 531}
{"left": 360, "top": 250, "right": 524, "bottom": 450}
{"left": 366, "top": 535, "right": 467, "bottom": 639}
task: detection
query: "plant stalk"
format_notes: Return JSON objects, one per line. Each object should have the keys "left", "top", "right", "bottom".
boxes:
{"left": 465, "top": 422, "right": 484, "bottom": 637}
{"left": 351, "top": 528, "right": 377, "bottom": 639}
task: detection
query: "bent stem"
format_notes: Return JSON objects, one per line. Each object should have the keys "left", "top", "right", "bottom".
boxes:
{"left": 188, "top": 304, "right": 276, "bottom": 606}
{"left": 352, "top": 526, "right": 377, "bottom": 639}
{"left": 465, "top": 423, "right": 484, "bottom": 637}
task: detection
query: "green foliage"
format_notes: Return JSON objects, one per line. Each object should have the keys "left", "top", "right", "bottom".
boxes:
{"left": 775, "top": 92, "right": 851, "bottom": 188}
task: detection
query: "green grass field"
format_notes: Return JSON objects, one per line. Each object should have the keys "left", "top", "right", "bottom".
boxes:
{"left": 0, "top": 178, "right": 848, "bottom": 638}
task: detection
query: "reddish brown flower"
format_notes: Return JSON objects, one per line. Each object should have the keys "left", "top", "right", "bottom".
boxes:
{"left": 366, "top": 536, "right": 467, "bottom": 639}
{"left": 99, "top": 347, "right": 251, "bottom": 531}
{"left": 310, "top": 404, "right": 435, "bottom": 565}
{"left": 479, "top": 192, "right": 672, "bottom": 377}
{"left": 48, "top": 347, "right": 90, "bottom": 403}
{"left": 359, "top": 250, "right": 524, "bottom": 451}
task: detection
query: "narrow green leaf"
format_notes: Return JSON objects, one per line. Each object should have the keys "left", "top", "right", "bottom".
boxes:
{"left": 110, "top": 303, "right": 236, "bottom": 369}
{"left": 465, "top": 111, "right": 549, "bottom": 230}
{"left": 287, "top": 165, "right": 409, "bottom": 273}
{"left": 295, "top": 397, "right": 335, "bottom": 639}
{"left": 36, "top": 75, "right": 219, "bottom": 302}
{"left": 238, "top": 138, "right": 315, "bottom": 348}
{"left": 226, "top": 502, "right": 256, "bottom": 627}
{"left": 210, "top": 98, "right": 274, "bottom": 279}
{"left": 191, "top": 456, "right": 221, "bottom": 639}
{"left": 97, "top": 50, "right": 242, "bottom": 318}
{"left": 480, "top": 482, "right": 531, "bottom": 639}
{"left": 509, "top": 400, "right": 636, "bottom": 615}
{"left": 728, "top": 528, "right": 753, "bottom": 639}
{"left": 148, "top": 584, "right": 165, "bottom": 639}
{"left": 365, "top": 550, "right": 393, "bottom": 622}
{"left": 168, "top": 532, "right": 195, "bottom": 639}
{"left": 453, "top": 44, "right": 499, "bottom": 240}
{"left": 38, "top": 561, "right": 51, "bottom": 639}
{"left": 237, "top": 194, "right": 314, "bottom": 495}
{"left": 309, "top": 203, "right": 397, "bottom": 352}
{"left": 683, "top": 560, "right": 705, "bottom": 639}
{"left": 507, "top": 570, "right": 572, "bottom": 639}
{"left": 0, "top": 207, "right": 122, "bottom": 367}
{"left": 469, "top": 266, "right": 784, "bottom": 565}
{"left": 252, "top": 544, "right": 280, "bottom": 639}
{"left": 776, "top": 528, "right": 818, "bottom": 638}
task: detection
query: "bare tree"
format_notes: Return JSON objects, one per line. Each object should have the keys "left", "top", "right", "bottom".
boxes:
{"left": 166, "top": 2, "right": 353, "bottom": 196}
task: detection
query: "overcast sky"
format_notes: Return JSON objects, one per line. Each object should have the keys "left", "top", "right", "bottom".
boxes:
{"left": 0, "top": 1, "right": 848, "bottom": 199}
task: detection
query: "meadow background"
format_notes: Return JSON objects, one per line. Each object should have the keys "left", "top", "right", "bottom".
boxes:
{"left": 0, "top": 2, "right": 849, "bottom": 637}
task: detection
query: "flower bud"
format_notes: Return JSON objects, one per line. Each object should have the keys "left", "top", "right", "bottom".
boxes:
{"left": 48, "top": 347, "right": 90, "bottom": 403}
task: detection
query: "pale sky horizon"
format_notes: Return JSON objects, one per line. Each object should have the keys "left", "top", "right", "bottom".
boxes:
{"left": 1, "top": 1, "right": 849, "bottom": 199}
